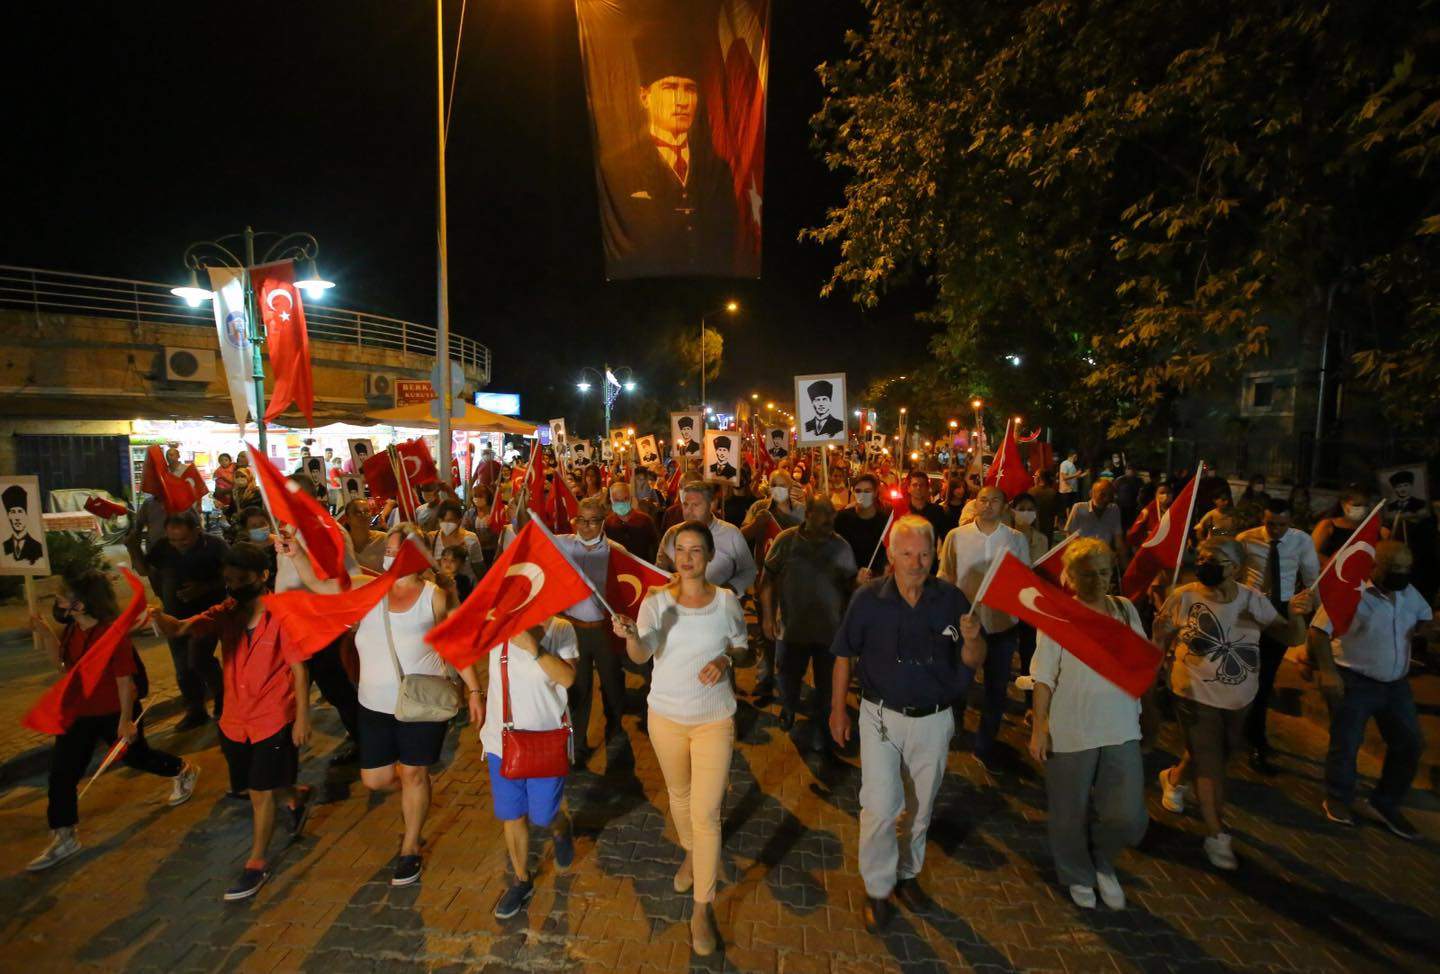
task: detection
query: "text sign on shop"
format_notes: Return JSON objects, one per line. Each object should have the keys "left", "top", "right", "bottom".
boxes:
{"left": 393, "top": 380, "right": 435, "bottom": 407}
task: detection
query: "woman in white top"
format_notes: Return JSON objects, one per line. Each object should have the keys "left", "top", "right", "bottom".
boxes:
{"left": 1028, "top": 539, "right": 1148, "bottom": 910}
{"left": 427, "top": 499, "right": 485, "bottom": 578}
{"left": 1152, "top": 537, "right": 1311, "bottom": 871}
{"left": 611, "top": 520, "right": 749, "bottom": 958}
{"left": 282, "top": 523, "right": 480, "bottom": 889}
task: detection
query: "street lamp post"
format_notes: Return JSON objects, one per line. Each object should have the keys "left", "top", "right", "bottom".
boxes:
{"left": 577, "top": 364, "right": 637, "bottom": 441}
{"left": 172, "top": 227, "right": 333, "bottom": 456}
{"left": 699, "top": 300, "right": 739, "bottom": 423}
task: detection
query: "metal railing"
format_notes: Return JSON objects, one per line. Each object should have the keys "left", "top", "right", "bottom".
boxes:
{"left": 0, "top": 265, "right": 490, "bottom": 383}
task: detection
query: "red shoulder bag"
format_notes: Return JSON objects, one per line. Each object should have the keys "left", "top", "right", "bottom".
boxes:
{"left": 498, "top": 646, "right": 572, "bottom": 780}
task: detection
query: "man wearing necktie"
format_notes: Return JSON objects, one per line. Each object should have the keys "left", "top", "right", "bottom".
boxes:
{"left": 1237, "top": 498, "right": 1321, "bottom": 774}
{"left": 605, "top": 22, "right": 739, "bottom": 278}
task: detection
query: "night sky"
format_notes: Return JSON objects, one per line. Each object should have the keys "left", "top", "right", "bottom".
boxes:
{"left": 3, "top": 1, "right": 930, "bottom": 428}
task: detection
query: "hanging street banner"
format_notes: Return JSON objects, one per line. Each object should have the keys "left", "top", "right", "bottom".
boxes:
{"left": 206, "top": 265, "right": 257, "bottom": 430}
{"left": 574, "top": 0, "right": 768, "bottom": 280}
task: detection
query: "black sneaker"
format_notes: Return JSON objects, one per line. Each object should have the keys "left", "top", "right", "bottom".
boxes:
{"left": 493, "top": 879, "right": 535, "bottom": 919}
{"left": 863, "top": 895, "right": 892, "bottom": 934}
{"left": 176, "top": 712, "right": 211, "bottom": 732}
{"left": 894, "top": 877, "right": 927, "bottom": 912}
{"left": 1322, "top": 798, "right": 1356, "bottom": 826}
{"left": 391, "top": 854, "right": 422, "bottom": 887}
{"left": 1364, "top": 799, "right": 1420, "bottom": 840}
{"left": 288, "top": 786, "right": 313, "bottom": 840}
{"left": 553, "top": 830, "right": 575, "bottom": 871}
{"left": 224, "top": 866, "right": 271, "bottom": 901}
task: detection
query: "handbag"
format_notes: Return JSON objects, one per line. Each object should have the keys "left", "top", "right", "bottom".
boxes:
{"left": 383, "top": 595, "right": 462, "bottom": 723}
{"left": 498, "top": 646, "right": 572, "bottom": 780}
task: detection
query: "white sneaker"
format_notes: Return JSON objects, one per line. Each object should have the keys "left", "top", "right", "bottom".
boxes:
{"left": 1069, "top": 884, "right": 1097, "bottom": 909}
{"left": 167, "top": 763, "right": 199, "bottom": 807}
{"left": 1159, "top": 768, "right": 1188, "bottom": 814}
{"left": 27, "top": 828, "right": 81, "bottom": 871}
{"left": 1095, "top": 868, "right": 1126, "bottom": 909}
{"left": 1203, "top": 832, "right": 1239, "bottom": 871}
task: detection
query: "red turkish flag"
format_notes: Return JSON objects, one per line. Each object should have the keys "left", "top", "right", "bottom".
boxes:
{"left": 23, "top": 570, "right": 146, "bottom": 734}
{"left": 983, "top": 418, "right": 1030, "bottom": 500}
{"left": 425, "top": 519, "right": 593, "bottom": 669}
{"left": 363, "top": 440, "right": 437, "bottom": 504}
{"left": 179, "top": 463, "right": 209, "bottom": 501}
{"left": 247, "top": 442, "right": 348, "bottom": 587}
{"left": 520, "top": 440, "right": 552, "bottom": 528}
{"left": 606, "top": 545, "right": 670, "bottom": 654}
{"left": 84, "top": 495, "right": 131, "bottom": 520}
{"left": 976, "top": 552, "right": 1162, "bottom": 698}
{"left": 265, "top": 535, "right": 431, "bottom": 663}
{"left": 702, "top": 0, "right": 767, "bottom": 273}
{"left": 140, "top": 446, "right": 198, "bottom": 513}
{"left": 1032, "top": 532, "right": 1080, "bottom": 587}
{"left": 550, "top": 467, "right": 579, "bottom": 535}
{"left": 1315, "top": 502, "right": 1385, "bottom": 637}
{"left": 665, "top": 462, "right": 684, "bottom": 502}
{"left": 487, "top": 482, "right": 509, "bottom": 536}
{"left": 1121, "top": 463, "right": 1203, "bottom": 601}
{"left": 254, "top": 261, "right": 315, "bottom": 428}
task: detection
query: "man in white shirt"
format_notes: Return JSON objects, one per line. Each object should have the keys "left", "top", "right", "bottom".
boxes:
{"left": 1308, "top": 542, "right": 1434, "bottom": 839}
{"left": 1237, "top": 498, "right": 1321, "bottom": 773}
{"left": 938, "top": 486, "right": 1031, "bottom": 771}
{"left": 659, "top": 481, "right": 757, "bottom": 596}
{"left": 1058, "top": 450, "right": 1087, "bottom": 509}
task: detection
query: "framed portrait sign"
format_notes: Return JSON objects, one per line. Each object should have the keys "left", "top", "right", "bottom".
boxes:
{"left": 340, "top": 474, "right": 367, "bottom": 505}
{"left": 0, "top": 476, "right": 51, "bottom": 576}
{"left": 636, "top": 435, "right": 661, "bottom": 466}
{"left": 304, "top": 456, "right": 327, "bottom": 487}
{"left": 795, "top": 373, "right": 847, "bottom": 446}
{"left": 703, "top": 431, "right": 740, "bottom": 486}
{"left": 348, "top": 439, "right": 374, "bottom": 472}
{"left": 547, "top": 418, "right": 568, "bottom": 450}
{"left": 670, "top": 412, "right": 703, "bottom": 460}
{"left": 570, "top": 439, "right": 594, "bottom": 467}
{"left": 765, "top": 427, "right": 790, "bottom": 461}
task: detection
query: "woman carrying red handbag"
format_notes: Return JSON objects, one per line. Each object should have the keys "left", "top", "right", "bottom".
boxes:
{"left": 481, "top": 617, "right": 579, "bottom": 920}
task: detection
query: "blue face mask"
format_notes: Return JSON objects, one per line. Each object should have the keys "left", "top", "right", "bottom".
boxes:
{"left": 247, "top": 527, "right": 270, "bottom": 543}
{"left": 612, "top": 501, "right": 632, "bottom": 517}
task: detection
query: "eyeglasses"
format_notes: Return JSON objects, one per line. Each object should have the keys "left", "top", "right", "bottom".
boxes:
{"left": 575, "top": 517, "right": 606, "bottom": 526}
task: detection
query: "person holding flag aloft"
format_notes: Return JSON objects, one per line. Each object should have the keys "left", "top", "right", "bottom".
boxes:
{"left": 1152, "top": 537, "right": 1314, "bottom": 871}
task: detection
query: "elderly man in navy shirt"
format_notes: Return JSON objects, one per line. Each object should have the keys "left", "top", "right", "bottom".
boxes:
{"left": 830, "top": 515, "right": 986, "bottom": 933}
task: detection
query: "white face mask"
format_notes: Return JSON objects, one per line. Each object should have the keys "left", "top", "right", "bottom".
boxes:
{"left": 1343, "top": 505, "right": 1366, "bottom": 521}
{"left": 579, "top": 533, "right": 605, "bottom": 549}
{"left": 440, "top": 521, "right": 459, "bottom": 535}
{"left": 382, "top": 554, "right": 396, "bottom": 570}
{"left": 770, "top": 486, "right": 789, "bottom": 503}
{"left": 854, "top": 491, "right": 875, "bottom": 508}
{"left": 1014, "top": 509, "right": 1037, "bottom": 526}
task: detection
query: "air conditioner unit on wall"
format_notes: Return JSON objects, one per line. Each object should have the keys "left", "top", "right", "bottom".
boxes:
{"left": 365, "top": 372, "right": 395, "bottom": 400}
{"left": 163, "top": 347, "right": 217, "bottom": 383}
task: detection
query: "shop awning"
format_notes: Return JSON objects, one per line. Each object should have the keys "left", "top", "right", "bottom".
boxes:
{"left": 365, "top": 401, "right": 538, "bottom": 434}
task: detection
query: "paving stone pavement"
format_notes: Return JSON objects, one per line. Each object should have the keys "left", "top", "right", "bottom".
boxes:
{"left": 1, "top": 636, "right": 1437, "bottom": 973}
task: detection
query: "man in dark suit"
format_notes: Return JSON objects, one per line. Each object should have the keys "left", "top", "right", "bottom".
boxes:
{"left": 768, "top": 429, "right": 789, "bottom": 460}
{"left": 3, "top": 484, "right": 44, "bottom": 565}
{"left": 605, "top": 25, "right": 738, "bottom": 279}
{"left": 803, "top": 380, "right": 844, "bottom": 439}
{"left": 708, "top": 436, "right": 738, "bottom": 481}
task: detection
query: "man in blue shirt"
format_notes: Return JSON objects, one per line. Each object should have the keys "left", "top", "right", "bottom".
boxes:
{"left": 830, "top": 515, "right": 986, "bottom": 933}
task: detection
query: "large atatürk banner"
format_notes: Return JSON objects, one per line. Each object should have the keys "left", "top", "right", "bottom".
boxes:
{"left": 575, "top": 0, "right": 767, "bottom": 280}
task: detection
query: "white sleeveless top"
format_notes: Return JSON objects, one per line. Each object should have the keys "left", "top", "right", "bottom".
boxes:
{"left": 354, "top": 580, "right": 447, "bottom": 714}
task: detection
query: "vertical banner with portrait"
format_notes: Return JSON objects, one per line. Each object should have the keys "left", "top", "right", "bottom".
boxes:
{"left": 636, "top": 434, "right": 661, "bottom": 466}
{"left": 348, "top": 439, "right": 374, "bottom": 473}
{"left": 670, "top": 412, "right": 704, "bottom": 460}
{"left": 0, "top": 476, "right": 51, "bottom": 576}
{"left": 574, "top": 0, "right": 768, "bottom": 280}
{"left": 764, "top": 426, "right": 789, "bottom": 461}
{"left": 340, "top": 474, "right": 367, "bottom": 506}
{"left": 704, "top": 431, "right": 741, "bottom": 485}
{"left": 794, "top": 373, "right": 847, "bottom": 447}
{"left": 548, "top": 418, "right": 568, "bottom": 453}
{"left": 570, "top": 440, "right": 594, "bottom": 468}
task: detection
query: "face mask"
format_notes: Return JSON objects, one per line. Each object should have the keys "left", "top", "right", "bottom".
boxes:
{"left": 1381, "top": 571, "right": 1411, "bottom": 592}
{"left": 579, "top": 533, "right": 605, "bottom": 549}
{"left": 612, "top": 501, "right": 632, "bottom": 517}
{"left": 770, "top": 486, "right": 789, "bottom": 503}
{"left": 382, "top": 554, "right": 396, "bottom": 571}
{"left": 440, "top": 521, "right": 459, "bottom": 535}
{"left": 52, "top": 603, "right": 73, "bottom": 625}
{"left": 247, "top": 527, "right": 270, "bottom": 543}
{"left": 1195, "top": 562, "right": 1226, "bottom": 587}
{"left": 854, "top": 491, "right": 874, "bottom": 507}
{"left": 1014, "top": 509, "right": 1037, "bottom": 526}
{"left": 227, "top": 582, "right": 265, "bottom": 603}
{"left": 1343, "top": 505, "right": 1366, "bottom": 521}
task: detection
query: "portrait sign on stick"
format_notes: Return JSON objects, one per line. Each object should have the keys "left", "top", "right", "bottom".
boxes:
{"left": 794, "top": 373, "right": 847, "bottom": 447}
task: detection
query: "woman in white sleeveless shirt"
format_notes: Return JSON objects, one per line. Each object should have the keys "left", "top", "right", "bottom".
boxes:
{"left": 282, "top": 523, "right": 479, "bottom": 889}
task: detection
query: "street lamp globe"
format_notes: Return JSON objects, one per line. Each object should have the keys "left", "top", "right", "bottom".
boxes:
{"left": 623, "top": 380, "right": 636, "bottom": 392}
{"left": 170, "top": 268, "right": 213, "bottom": 308}
{"left": 294, "top": 258, "right": 335, "bottom": 299}
{"left": 577, "top": 381, "right": 592, "bottom": 393}
{"left": 725, "top": 300, "right": 739, "bottom": 313}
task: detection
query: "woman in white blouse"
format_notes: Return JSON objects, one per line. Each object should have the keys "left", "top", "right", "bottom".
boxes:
{"left": 611, "top": 520, "right": 749, "bottom": 957}
{"left": 1028, "top": 539, "right": 1148, "bottom": 910}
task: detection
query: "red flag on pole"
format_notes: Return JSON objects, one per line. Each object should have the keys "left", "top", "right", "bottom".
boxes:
{"left": 140, "top": 445, "right": 197, "bottom": 513}
{"left": 550, "top": 467, "right": 579, "bottom": 535}
{"left": 1032, "top": 532, "right": 1080, "bottom": 586}
{"left": 23, "top": 570, "right": 147, "bottom": 735}
{"left": 247, "top": 443, "right": 348, "bottom": 587}
{"left": 425, "top": 520, "right": 593, "bottom": 669}
{"left": 363, "top": 440, "right": 438, "bottom": 504}
{"left": 1314, "top": 502, "right": 1385, "bottom": 637}
{"left": 754, "top": 511, "right": 783, "bottom": 581}
{"left": 665, "top": 461, "right": 685, "bottom": 502}
{"left": 976, "top": 552, "right": 1162, "bottom": 698}
{"left": 84, "top": 495, "right": 131, "bottom": 520}
{"left": 179, "top": 464, "right": 210, "bottom": 502}
{"left": 1121, "top": 463, "right": 1203, "bottom": 601}
{"left": 605, "top": 545, "right": 670, "bottom": 653}
{"left": 983, "top": 418, "right": 1030, "bottom": 500}
{"left": 264, "top": 535, "right": 432, "bottom": 663}
{"left": 253, "top": 260, "right": 315, "bottom": 427}
{"left": 487, "top": 481, "right": 510, "bottom": 536}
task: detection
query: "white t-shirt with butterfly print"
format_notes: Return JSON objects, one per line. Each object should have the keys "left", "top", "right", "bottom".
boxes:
{"left": 1158, "top": 582, "right": 1278, "bottom": 710}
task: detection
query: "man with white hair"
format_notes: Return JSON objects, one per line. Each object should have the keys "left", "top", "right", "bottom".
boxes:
{"left": 829, "top": 515, "right": 986, "bottom": 933}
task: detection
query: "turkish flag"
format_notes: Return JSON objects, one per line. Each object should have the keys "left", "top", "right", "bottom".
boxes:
{"left": 1032, "top": 532, "right": 1080, "bottom": 587}
{"left": 247, "top": 442, "right": 348, "bottom": 587}
{"left": 487, "top": 482, "right": 509, "bottom": 536}
{"left": 665, "top": 462, "right": 684, "bottom": 503}
{"left": 1121, "top": 463, "right": 1203, "bottom": 601}
{"left": 755, "top": 511, "right": 783, "bottom": 581}
{"left": 23, "top": 570, "right": 147, "bottom": 734}
{"left": 1316, "top": 502, "right": 1385, "bottom": 637}
{"left": 523, "top": 440, "right": 550, "bottom": 526}
{"left": 550, "top": 467, "right": 579, "bottom": 535}
{"left": 140, "top": 446, "right": 198, "bottom": 513}
{"left": 983, "top": 418, "right": 1030, "bottom": 500}
{"left": 363, "top": 440, "right": 437, "bottom": 503}
{"left": 426, "top": 519, "right": 593, "bottom": 669}
{"left": 265, "top": 535, "right": 431, "bottom": 663}
{"left": 702, "top": 0, "right": 767, "bottom": 273}
{"left": 606, "top": 545, "right": 670, "bottom": 654}
{"left": 84, "top": 495, "right": 131, "bottom": 520}
{"left": 179, "top": 464, "right": 209, "bottom": 501}
{"left": 254, "top": 261, "right": 315, "bottom": 428}
{"left": 976, "top": 552, "right": 1162, "bottom": 698}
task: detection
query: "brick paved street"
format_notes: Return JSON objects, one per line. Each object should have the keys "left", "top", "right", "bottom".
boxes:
{"left": 1, "top": 629, "right": 1438, "bottom": 973}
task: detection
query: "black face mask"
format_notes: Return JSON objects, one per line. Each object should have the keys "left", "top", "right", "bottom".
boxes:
{"left": 1195, "top": 562, "right": 1226, "bottom": 587}
{"left": 52, "top": 603, "right": 73, "bottom": 625}
{"left": 227, "top": 582, "right": 265, "bottom": 604}
{"left": 1381, "top": 571, "right": 1411, "bottom": 592}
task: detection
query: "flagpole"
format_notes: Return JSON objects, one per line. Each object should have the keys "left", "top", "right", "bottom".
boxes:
{"left": 435, "top": 0, "right": 454, "bottom": 488}
{"left": 1172, "top": 461, "right": 1205, "bottom": 589}
{"left": 243, "top": 226, "right": 269, "bottom": 455}
{"left": 866, "top": 507, "right": 895, "bottom": 571}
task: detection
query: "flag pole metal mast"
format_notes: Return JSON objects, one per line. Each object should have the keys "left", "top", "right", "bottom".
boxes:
{"left": 436, "top": 0, "right": 454, "bottom": 485}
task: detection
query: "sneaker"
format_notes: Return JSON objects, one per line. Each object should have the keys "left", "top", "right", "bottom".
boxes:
{"left": 553, "top": 830, "right": 575, "bottom": 871}
{"left": 493, "top": 879, "right": 535, "bottom": 919}
{"left": 1069, "top": 884, "right": 1097, "bottom": 909}
{"left": 223, "top": 866, "right": 271, "bottom": 901}
{"left": 26, "top": 828, "right": 81, "bottom": 872}
{"left": 287, "top": 786, "right": 313, "bottom": 840}
{"left": 863, "top": 895, "right": 893, "bottom": 934}
{"left": 167, "top": 763, "right": 199, "bottom": 807}
{"left": 391, "top": 854, "right": 422, "bottom": 887}
{"left": 1203, "top": 832, "right": 1239, "bottom": 871}
{"left": 176, "top": 712, "right": 211, "bottom": 732}
{"left": 1095, "top": 868, "right": 1126, "bottom": 910}
{"left": 1322, "top": 798, "right": 1356, "bottom": 826}
{"left": 1159, "top": 768, "right": 1188, "bottom": 814}
{"left": 1363, "top": 799, "right": 1420, "bottom": 840}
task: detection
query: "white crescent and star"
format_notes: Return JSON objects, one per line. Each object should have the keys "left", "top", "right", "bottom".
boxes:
{"left": 265, "top": 286, "right": 294, "bottom": 322}
{"left": 402, "top": 456, "right": 423, "bottom": 479}
{"left": 1018, "top": 587, "right": 1067, "bottom": 624}
{"left": 1333, "top": 542, "right": 1375, "bottom": 587}
{"left": 1142, "top": 511, "right": 1171, "bottom": 550}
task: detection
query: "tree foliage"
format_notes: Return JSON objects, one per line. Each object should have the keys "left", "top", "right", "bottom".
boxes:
{"left": 807, "top": 0, "right": 1440, "bottom": 441}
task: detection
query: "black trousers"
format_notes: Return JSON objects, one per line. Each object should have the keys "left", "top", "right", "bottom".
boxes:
{"left": 48, "top": 713, "right": 181, "bottom": 829}
{"left": 307, "top": 638, "right": 359, "bottom": 742}
{"left": 567, "top": 623, "right": 625, "bottom": 749}
{"left": 778, "top": 641, "right": 834, "bottom": 723}
{"left": 1245, "top": 606, "right": 1289, "bottom": 751}
{"left": 167, "top": 632, "right": 222, "bottom": 718}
